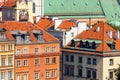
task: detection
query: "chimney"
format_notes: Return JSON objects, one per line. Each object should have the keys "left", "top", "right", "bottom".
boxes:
{"left": 77, "top": 22, "right": 87, "bottom": 34}
{"left": 54, "top": 19, "right": 62, "bottom": 30}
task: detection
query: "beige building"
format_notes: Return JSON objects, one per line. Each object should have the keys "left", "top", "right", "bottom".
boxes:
{"left": 0, "top": 0, "right": 33, "bottom": 23}
{"left": 0, "top": 28, "right": 15, "bottom": 80}
{"left": 61, "top": 22, "right": 120, "bottom": 80}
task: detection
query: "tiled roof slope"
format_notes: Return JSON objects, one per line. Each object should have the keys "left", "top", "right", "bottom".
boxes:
{"left": 3, "top": 0, "right": 16, "bottom": 7}
{"left": 67, "top": 21, "right": 120, "bottom": 52}
{"left": 36, "top": 18, "right": 54, "bottom": 30}
{"left": 57, "top": 20, "right": 76, "bottom": 31}
{"left": 0, "top": 21, "right": 59, "bottom": 42}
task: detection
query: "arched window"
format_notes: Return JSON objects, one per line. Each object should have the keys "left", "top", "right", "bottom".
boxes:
{"left": 85, "top": 41, "right": 89, "bottom": 48}
{"left": 79, "top": 40, "right": 83, "bottom": 48}
{"left": 70, "top": 39, "right": 75, "bottom": 47}
{"left": 92, "top": 42, "right": 96, "bottom": 49}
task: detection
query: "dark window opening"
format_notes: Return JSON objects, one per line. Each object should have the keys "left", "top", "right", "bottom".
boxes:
{"left": 70, "top": 39, "right": 75, "bottom": 47}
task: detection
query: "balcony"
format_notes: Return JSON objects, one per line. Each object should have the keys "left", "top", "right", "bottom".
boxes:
{"left": 19, "top": 15, "right": 28, "bottom": 21}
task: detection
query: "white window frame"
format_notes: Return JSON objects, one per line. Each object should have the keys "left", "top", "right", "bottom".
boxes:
{"left": 24, "top": 49, "right": 28, "bottom": 54}
{"left": 46, "top": 72, "right": 50, "bottom": 78}
{"left": 24, "top": 60, "right": 28, "bottom": 66}
{"left": 24, "top": 74, "right": 28, "bottom": 80}
{"left": 8, "top": 71, "right": 12, "bottom": 79}
{"left": 35, "top": 72, "right": 39, "bottom": 79}
{"left": 52, "top": 71, "right": 56, "bottom": 78}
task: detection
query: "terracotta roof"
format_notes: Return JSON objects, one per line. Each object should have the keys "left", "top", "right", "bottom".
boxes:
{"left": 67, "top": 21, "right": 120, "bottom": 52}
{"left": 0, "top": 21, "right": 59, "bottom": 43}
{"left": 57, "top": 20, "right": 76, "bottom": 31}
{"left": 36, "top": 18, "right": 54, "bottom": 30}
{"left": 3, "top": 0, "right": 16, "bottom": 7}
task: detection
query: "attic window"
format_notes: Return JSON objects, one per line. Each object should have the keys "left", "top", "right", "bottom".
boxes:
{"left": 79, "top": 40, "right": 83, "bottom": 48}
{"left": 85, "top": 41, "right": 89, "bottom": 48}
{"left": 92, "top": 42, "right": 96, "bottom": 49}
{"left": 107, "top": 42, "right": 115, "bottom": 50}
{"left": 96, "top": 27, "right": 100, "bottom": 32}
{"left": 37, "top": 31, "right": 44, "bottom": 41}
{"left": 25, "top": 32, "right": 30, "bottom": 42}
{"left": 70, "top": 39, "right": 75, "bottom": 47}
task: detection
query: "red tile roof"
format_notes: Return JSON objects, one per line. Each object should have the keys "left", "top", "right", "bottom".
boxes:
{"left": 3, "top": 0, "right": 16, "bottom": 7}
{"left": 36, "top": 18, "right": 54, "bottom": 30}
{"left": 67, "top": 21, "right": 120, "bottom": 52}
{"left": 0, "top": 21, "right": 59, "bottom": 42}
{"left": 57, "top": 20, "right": 76, "bottom": 31}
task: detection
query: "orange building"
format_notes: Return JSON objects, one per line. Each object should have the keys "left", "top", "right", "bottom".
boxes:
{"left": 0, "top": 21, "right": 61, "bottom": 80}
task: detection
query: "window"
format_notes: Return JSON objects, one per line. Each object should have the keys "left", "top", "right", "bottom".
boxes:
{"left": 87, "top": 58, "right": 91, "bottom": 64}
{"left": 70, "top": 55, "right": 74, "bottom": 62}
{"left": 17, "top": 60, "right": 20, "bottom": 67}
{"left": 87, "top": 70, "right": 91, "bottom": 78}
{"left": 1, "top": 57, "right": 5, "bottom": 66}
{"left": 46, "top": 47, "right": 50, "bottom": 52}
{"left": 33, "top": 3, "right": 36, "bottom": 13}
{"left": 8, "top": 71, "right": 12, "bottom": 79}
{"left": 78, "top": 68, "right": 82, "bottom": 77}
{"left": 65, "top": 55, "right": 69, "bottom": 62}
{"left": 71, "top": 32, "right": 74, "bottom": 37}
{"left": 65, "top": 66, "right": 69, "bottom": 75}
{"left": 17, "top": 74, "right": 20, "bottom": 80}
{"left": 16, "top": 49, "right": 21, "bottom": 55}
{"left": 8, "top": 57, "right": 12, "bottom": 65}
{"left": 109, "top": 72, "right": 113, "bottom": 79}
{"left": 52, "top": 47, "right": 56, "bottom": 52}
{"left": 24, "top": 74, "right": 28, "bottom": 80}
{"left": 1, "top": 72, "right": 5, "bottom": 80}
{"left": 46, "top": 58, "right": 50, "bottom": 64}
{"left": 24, "top": 49, "right": 28, "bottom": 54}
{"left": 8, "top": 44, "right": 12, "bottom": 51}
{"left": 35, "top": 72, "right": 39, "bottom": 80}
{"left": 93, "top": 58, "right": 97, "bottom": 65}
{"left": 92, "top": 70, "right": 97, "bottom": 79}
{"left": 69, "top": 67, "right": 74, "bottom": 76}
{"left": 35, "top": 48, "right": 39, "bottom": 53}
{"left": 110, "top": 59, "right": 114, "bottom": 65}
{"left": 78, "top": 56, "right": 82, "bottom": 63}
{"left": 52, "top": 71, "right": 56, "bottom": 78}
{"left": 24, "top": 60, "right": 28, "bottom": 66}
{"left": 35, "top": 59, "right": 39, "bottom": 65}
{"left": 46, "top": 72, "right": 50, "bottom": 78}
{"left": 1, "top": 45, "right": 5, "bottom": 51}
{"left": 52, "top": 57, "right": 56, "bottom": 64}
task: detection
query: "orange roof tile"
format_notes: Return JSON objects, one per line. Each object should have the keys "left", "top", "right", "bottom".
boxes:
{"left": 3, "top": 0, "right": 16, "bottom": 7}
{"left": 57, "top": 20, "right": 76, "bottom": 31}
{"left": 36, "top": 18, "right": 54, "bottom": 30}
{"left": 0, "top": 21, "right": 59, "bottom": 43}
{"left": 70, "top": 21, "right": 120, "bottom": 52}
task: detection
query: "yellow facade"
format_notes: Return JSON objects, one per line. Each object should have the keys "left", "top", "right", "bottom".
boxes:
{"left": 16, "top": 0, "right": 33, "bottom": 23}
{"left": 0, "top": 41, "right": 15, "bottom": 80}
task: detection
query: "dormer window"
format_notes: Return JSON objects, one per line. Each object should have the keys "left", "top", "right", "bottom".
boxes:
{"left": 96, "top": 27, "right": 100, "bottom": 32}
{"left": 92, "top": 42, "right": 96, "bottom": 49}
{"left": 85, "top": 41, "right": 89, "bottom": 48}
{"left": 25, "top": 32, "right": 30, "bottom": 42}
{"left": 16, "top": 32, "right": 22, "bottom": 43}
{"left": 79, "top": 40, "right": 83, "bottom": 48}
{"left": 70, "top": 39, "right": 75, "bottom": 47}
{"left": 107, "top": 31, "right": 112, "bottom": 39}
{"left": 38, "top": 31, "right": 43, "bottom": 41}
{"left": 0, "top": 28, "right": 6, "bottom": 39}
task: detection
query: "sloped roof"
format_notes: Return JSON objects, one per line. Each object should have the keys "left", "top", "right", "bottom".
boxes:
{"left": 44, "top": 0, "right": 104, "bottom": 16}
{"left": 0, "top": 21, "right": 59, "bottom": 43}
{"left": 36, "top": 18, "right": 54, "bottom": 30}
{"left": 66, "top": 21, "right": 120, "bottom": 52}
{"left": 57, "top": 20, "right": 76, "bottom": 31}
{"left": 3, "top": 0, "right": 16, "bottom": 7}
